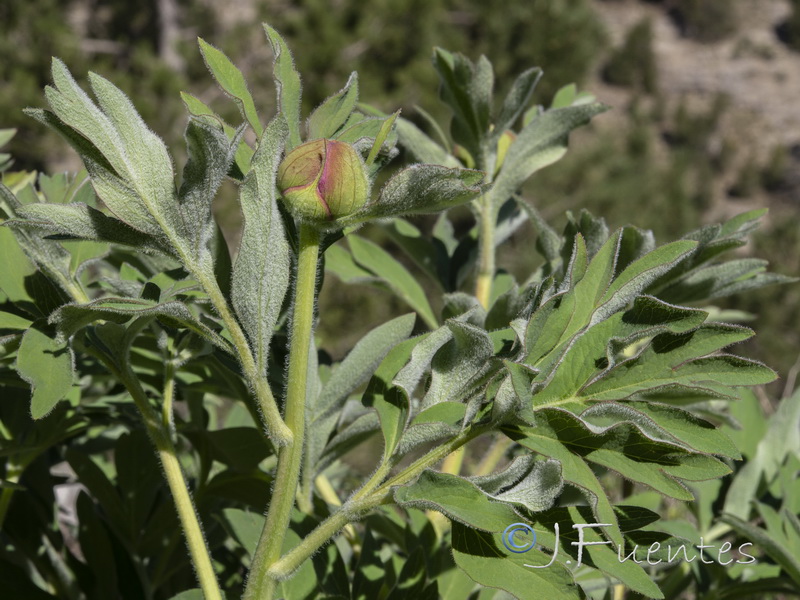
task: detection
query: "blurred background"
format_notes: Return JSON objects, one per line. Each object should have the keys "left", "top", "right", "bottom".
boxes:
{"left": 2, "top": 0, "right": 798, "bottom": 386}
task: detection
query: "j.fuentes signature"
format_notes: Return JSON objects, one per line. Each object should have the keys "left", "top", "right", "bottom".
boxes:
{"left": 502, "top": 523, "right": 757, "bottom": 568}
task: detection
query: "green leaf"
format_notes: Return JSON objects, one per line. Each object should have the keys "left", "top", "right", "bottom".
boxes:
{"left": 512, "top": 410, "right": 723, "bottom": 502}
{"left": 658, "top": 259, "right": 795, "bottom": 304}
{"left": 394, "top": 117, "right": 460, "bottom": 167}
{"left": 490, "top": 103, "right": 608, "bottom": 212}
{"left": 385, "top": 547, "right": 427, "bottom": 600}
{"left": 487, "top": 459, "right": 564, "bottom": 513}
{"left": 304, "top": 313, "right": 415, "bottom": 489}
{"left": 451, "top": 523, "right": 579, "bottom": 599}
{"left": 550, "top": 84, "right": 577, "bottom": 109}
{"left": 197, "top": 38, "right": 262, "bottom": 136}
{"left": 179, "top": 117, "right": 243, "bottom": 266}
{"left": 365, "top": 111, "right": 399, "bottom": 166}
{"left": 50, "top": 297, "right": 231, "bottom": 352}
{"left": 724, "top": 387, "right": 800, "bottom": 519}
{"left": 561, "top": 508, "right": 663, "bottom": 599}
{"left": 394, "top": 470, "right": 519, "bottom": 532}
{"left": 11, "top": 202, "right": 174, "bottom": 255}
{"left": 432, "top": 49, "right": 493, "bottom": 158}
{"left": 231, "top": 116, "right": 291, "bottom": 377}
{"left": 307, "top": 72, "right": 359, "bottom": 139}
{"left": 16, "top": 327, "right": 74, "bottom": 419}
{"left": 264, "top": 24, "right": 303, "bottom": 150}
{"left": 582, "top": 330, "right": 776, "bottom": 401}
{"left": 317, "top": 313, "right": 416, "bottom": 419}
{"left": 508, "top": 426, "right": 622, "bottom": 547}
{"left": 347, "top": 235, "right": 438, "bottom": 329}
{"left": 493, "top": 67, "right": 542, "bottom": 137}
{"left": 32, "top": 62, "right": 184, "bottom": 241}
{"left": 353, "top": 530, "right": 387, "bottom": 600}
{"left": 0, "top": 224, "right": 38, "bottom": 305}
{"left": 363, "top": 336, "right": 427, "bottom": 459}
{"left": 0, "top": 311, "right": 33, "bottom": 330}
{"left": 721, "top": 512, "right": 800, "bottom": 587}
{"left": 76, "top": 491, "right": 119, "bottom": 599}
{"left": 593, "top": 401, "right": 740, "bottom": 459}
{"left": 384, "top": 219, "right": 449, "bottom": 292}
{"left": 425, "top": 319, "right": 494, "bottom": 406}
{"left": 223, "top": 507, "right": 264, "bottom": 556}
{"left": 179, "top": 91, "right": 253, "bottom": 174}
{"left": 343, "top": 164, "right": 485, "bottom": 226}
{"left": 0, "top": 128, "right": 16, "bottom": 148}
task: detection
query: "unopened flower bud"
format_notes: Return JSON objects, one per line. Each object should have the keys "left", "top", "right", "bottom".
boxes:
{"left": 277, "top": 138, "right": 369, "bottom": 224}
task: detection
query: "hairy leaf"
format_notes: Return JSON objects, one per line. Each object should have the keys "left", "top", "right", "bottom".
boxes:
{"left": 264, "top": 24, "right": 303, "bottom": 150}
{"left": 198, "top": 38, "right": 262, "bottom": 136}
{"left": 17, "top": 327, "right": 74, "bottom": 418}
{"left": 231, "top": 116, "right": 291, "bottom": 377}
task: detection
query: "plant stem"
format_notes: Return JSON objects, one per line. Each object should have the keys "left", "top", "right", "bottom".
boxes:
{"left": 162, "top": 359, "right": 177, "bottom": 438}
{"left": 0, "top": 462, "right": 22, "bottom": 530}
{"left": 118, "top": 366, "right": 222, "bottom": 600}
{"left": 244, "top": 224, "right": 321, "bottom": 600}
{"left": 194, "top": 268, "right": 292, "bottom": 445}
{"left": 268, "top": 425, "right": 489, "bottom": 580}
{"left": 474, "top": 435, "right": 513, "bottom": 476}
{"left": 475, "top": 195, "right": 495, "bottom": 310}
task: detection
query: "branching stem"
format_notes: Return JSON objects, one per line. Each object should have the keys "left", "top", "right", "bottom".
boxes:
{"left": 117, "top": 364, "right": 222, "bottom": 600}
{"left": 244, "top": 224, "right": 321, "bottom": 600}
{"left": 268, "top": 424, "right": 489, "bottom": 581}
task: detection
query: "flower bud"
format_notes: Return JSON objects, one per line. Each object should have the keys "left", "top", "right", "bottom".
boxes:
{"left": 277, "top": 138, "right": 369, "bottom": 224}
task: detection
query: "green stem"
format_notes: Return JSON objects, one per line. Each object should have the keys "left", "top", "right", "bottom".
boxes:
{"left": 474, "top": 435, "right": 513, "bottom": 476}
{"left": 162, "top": 360, "right": 177, "bottom": 438}
{"left": 0, "top": 462, "right": 22, "bottom": 529}
{"left": 193, "top": 268, "right": 292, "bottom": 445}
{"left": 475, "top": 195, "right": 495, "bottom": 310}
{"left": 268, "top": 425, "right": 488, "bottom": 580}
{"left": 244, "top": 224, "right": 321, "bottom": 600}
{"left": 117, "top": 366, "right": 223, "bottom": 600}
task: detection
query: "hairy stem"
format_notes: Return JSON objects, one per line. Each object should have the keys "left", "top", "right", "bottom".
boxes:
{"left": 244, "top": 224, "right": 321, "bottom": 600}
{"left": 193, "top": 268, "right": 292, "bottom": 445}
{"left": 268, "top": 425, "right": 489, "bottom": 580}
{"left": 162, "top": 359, "right": 177, "bottom": 438}
{"left": 475, "top": 195, "right": 495, "bottom": 309}
{"left": 118, "top": 365, "right": 222, "bottom": 600}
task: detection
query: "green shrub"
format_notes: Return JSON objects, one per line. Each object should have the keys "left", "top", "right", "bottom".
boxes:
{"left": 671, "top": 0, "right": 740, "bottom": 43}
{"left": 603, "top": 18, "right": 658, "bottom": 94}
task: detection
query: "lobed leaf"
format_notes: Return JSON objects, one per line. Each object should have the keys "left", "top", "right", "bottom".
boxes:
{"left": 16, "top": 327, "right": 74, "bottom": 419}
{"left": 198, "top": 38, "right": 262, "bottom": 136}
{"left": 490, "top": 102, "right": 609, "bottom": 213}
{"left": 346, "top": 235, "right": 438, "bottom": 329}
{"left": 343, "top": 164, "right": 485, "bottom": 226}
{"left": 307, "top": 72, "right": 359, "bottom": 140}
{"left": 264, "top": 24, "right": 303, "bottom": 149}
{"left": 451, "top": 523, "right": 579, "bottom": 600}
{"left": 50, "top": 297, "right": 231, "bottom": 352}
{"left": 231, "top": 116, "right": 291, "bottom": 377}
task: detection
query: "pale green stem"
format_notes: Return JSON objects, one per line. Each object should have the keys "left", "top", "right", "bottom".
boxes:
{"left": 268, "top": 425, "right": 489, "bottom": 581}
{"left": 475, "top": 195, "right": 495, "bottom": 310}
{"left": 192, "top": 268, "right": 292, "bottom": 445}
{"left": 0, "top": 461, "right": 22, "bottom": 530}
{"left": 474, "top": 435, "right": 513, "bottom": 476}
{"left": 117, "top": 365, "right": 223, "bottom": 600}
{"left": 244, "top": 224, "right": 321, "bottom": 600}
{"left": 162, "top": 360, "right": 177, "bottom": 438}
